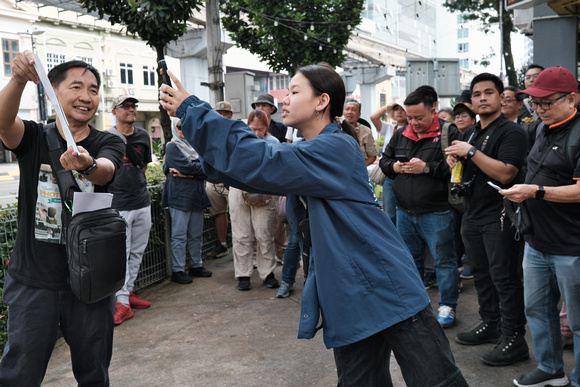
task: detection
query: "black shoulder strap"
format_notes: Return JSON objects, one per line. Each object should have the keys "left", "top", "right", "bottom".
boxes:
{"left": 44, "top": 122, "right": 81, "bottom": 221}
{"left": 566, "top": 119, "right": 580, "bottom": 168}
{"left": 440, "top": 121, "right": 452, "bottom": 157}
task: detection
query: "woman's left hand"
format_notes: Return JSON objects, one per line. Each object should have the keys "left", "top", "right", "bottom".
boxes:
{"left": 159, "top": 70, "right": 191, "bottom": 116}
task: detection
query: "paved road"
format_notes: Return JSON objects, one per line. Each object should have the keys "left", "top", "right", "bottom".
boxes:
{"left": 0, "top": 162, "right": 19, "bottom": 207}
{"left": 42, "top": 253, "right": 576, "bottom": 386}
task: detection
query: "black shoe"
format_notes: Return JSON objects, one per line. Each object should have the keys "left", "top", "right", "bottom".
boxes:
{"left": 207, "top": 244, "right": 228, "bottom": 258}
{"left": 189, "top": 266, "right": 212, "bottom": 277}
{"left": 456, "top": 320, "right": 500, "bottom": 345}
{"left": 171, "top": 271, "right": 193, "bottom": 284}
{"left": 237, "top": 277, "right": 251, "bottom": 291}
{"left": 513, "top": 368, "right": 569, "bottom": 387}
{"left": 481, "top": 331, "right": 529, "bottom": 366}
{"left": 264, "top": 272, "right": 280, "bottom": 288}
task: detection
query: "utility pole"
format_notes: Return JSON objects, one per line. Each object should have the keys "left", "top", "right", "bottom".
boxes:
{"left": 205, "top": 0, "right": 224, "bottom": 105}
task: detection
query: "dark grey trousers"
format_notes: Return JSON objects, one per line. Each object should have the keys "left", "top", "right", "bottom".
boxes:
{"left": 0, "top": 274, "right": 115, "bottom": 386}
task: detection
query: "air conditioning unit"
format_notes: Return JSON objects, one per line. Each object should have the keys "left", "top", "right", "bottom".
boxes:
{"left": 105, "top": 68, "right": 115, "bottom": 76}
{"left": 105, "top": 80, "right": 116, "bottom": 88}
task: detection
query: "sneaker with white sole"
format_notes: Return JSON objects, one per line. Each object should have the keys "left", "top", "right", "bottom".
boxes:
{"left": 276, "top": 281, "right": 295, "bottom": 298}
{"left": 513, "top": 368, "right": 569, "bottom": 387}
{"left": 437, "top": 305, "right": 456, "bottom": 328}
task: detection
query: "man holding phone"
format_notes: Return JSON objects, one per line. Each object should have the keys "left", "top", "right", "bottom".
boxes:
{"left": 380, "top": 87, "right": 462, "bottom": 328}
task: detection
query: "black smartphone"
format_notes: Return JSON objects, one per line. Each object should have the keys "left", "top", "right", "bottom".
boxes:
{"left": 395, "top": 154, "right": 410, "bottom": 162}
{"left": 158, "top": 59, "right": 172, "bottom": 88}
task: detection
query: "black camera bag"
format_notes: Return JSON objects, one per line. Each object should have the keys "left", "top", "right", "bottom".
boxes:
{"left": 44, "top": 123, "right": 127, "bottom": 304}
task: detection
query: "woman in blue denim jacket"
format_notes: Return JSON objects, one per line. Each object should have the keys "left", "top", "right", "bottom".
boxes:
{"left": 159, "top": 64, "right": 467, "bottom": 387}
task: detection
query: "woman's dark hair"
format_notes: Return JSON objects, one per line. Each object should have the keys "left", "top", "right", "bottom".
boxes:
{"left": 248, "top": 109, "right": 269, "bottom": 128}
{"left": 296, "top": 63, "right": 358, "bottom": 142}
{"left": 48, "top": 60, "right": 101, "bottom": 89}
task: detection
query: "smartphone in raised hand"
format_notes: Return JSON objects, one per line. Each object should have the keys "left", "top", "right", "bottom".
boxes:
{"left": 158, "top": 59, "right": 172, "bottom": 88}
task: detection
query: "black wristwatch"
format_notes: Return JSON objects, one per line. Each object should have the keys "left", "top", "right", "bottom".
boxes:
{"left": 423, "top": 165, "right": 430, "bottom": 174}
{"left": 536, "top": 185, "right": 545, "bottom": 200}
{"left": 78, "top": 157, "right": 98, "bottom": 176}
{"left": 466, "top": 147, "right": 477, "bottom": 159}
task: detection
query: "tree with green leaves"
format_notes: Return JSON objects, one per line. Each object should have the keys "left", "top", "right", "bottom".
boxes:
{"left": 78, "top": 0, "right": 203, "bottom": 142}
{"left": 443, "top": 0, "right": 519, "bottom": 87}
{"left": 220, "top": 0, "right": 365, "bottom": 75}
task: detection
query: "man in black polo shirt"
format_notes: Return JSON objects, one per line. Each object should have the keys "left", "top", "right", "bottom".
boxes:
{"left": 501, "top": 67, "right": 579, "bottom": 387}
{"left": 445, "top": 73, "right": 529, "bottom": 366}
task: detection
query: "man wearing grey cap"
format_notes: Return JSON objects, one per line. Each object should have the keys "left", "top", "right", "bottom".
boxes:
{"left": 252, "top": 93, "right": 287, "bottom": 143}
{"left": 107, "top": 95, "right": 153, "bottom": 325}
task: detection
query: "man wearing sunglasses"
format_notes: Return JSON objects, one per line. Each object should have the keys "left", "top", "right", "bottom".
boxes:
{"left": 108, "top": 95, "right": 153, "bottom": 325}
{"left": 501, "top": 67, "right": 580, "bottom": 387}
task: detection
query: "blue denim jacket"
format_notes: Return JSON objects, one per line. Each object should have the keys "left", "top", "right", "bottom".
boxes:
{"left": 177, "top": 95, "right": 429, "bottom": 349}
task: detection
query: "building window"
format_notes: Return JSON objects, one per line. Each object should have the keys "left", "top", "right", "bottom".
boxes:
{"left": 457, "top": 28, "right": 469, "bottom": 39}
{"left": 75, "top": 56, "right": 93, "bottom": 66}
{"left": 120, "top": 63, "right": 133, "bottom": 85}
{"left": 457, "top": 14, "right": 464, "bottom": 24}
{"left": 46, "top": 53, "right": 67, "bottom": 71}
{"left": 272, "top": 74, "right": 290, "bottom": 90}
{"left": 2, "top": 39, "right": 19, "bottom": 76}
{"left": 458, "top": 43, "right": 469, "bottom": 53}
{"left": 460, "top": 59, "right": 469, "bottom": 68}
{"left": 143, "top": 65, "right": 155, "bottom": 86}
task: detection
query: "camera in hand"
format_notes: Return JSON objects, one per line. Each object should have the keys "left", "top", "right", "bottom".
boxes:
{"left": 450, "top": 177, "right": 475, "bottom": 200}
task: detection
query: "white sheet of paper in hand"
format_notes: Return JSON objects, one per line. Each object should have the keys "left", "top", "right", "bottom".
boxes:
{"left": 32, "top": 53, "right": 79, "bottom": 153}
{"left": 72, "top": 192, "right": 113, "bottom": 217}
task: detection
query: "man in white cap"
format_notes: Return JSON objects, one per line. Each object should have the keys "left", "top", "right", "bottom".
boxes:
{"left": 108, "top": 95, "right": 153, "bottom": 325}
{"left": 501, "top": 67, "right": 580, "bottom": 387}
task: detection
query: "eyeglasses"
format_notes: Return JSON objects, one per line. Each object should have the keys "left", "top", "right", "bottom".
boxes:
{"left": 118, "top": 103, "right": 138, "bottom": 110}
{"left": 453, "top": 113, "right": 471, "bottom": 120}
{"left": 503, "top": 98, "right": 517, "bottom": 104}
{"left": 530, "top": 93, "right": 569, "bottom": 110}
{"left": 525, "top": 74, "right": 540, "bottom": 80}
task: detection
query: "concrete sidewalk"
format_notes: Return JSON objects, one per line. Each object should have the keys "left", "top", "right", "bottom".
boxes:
{"left": 43, "top": 253, "right": 575, "bottom": 386}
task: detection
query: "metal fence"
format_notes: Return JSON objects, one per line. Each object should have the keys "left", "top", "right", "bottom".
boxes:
{"left": 0, "top": 185, "right": 221, "bottom": 292}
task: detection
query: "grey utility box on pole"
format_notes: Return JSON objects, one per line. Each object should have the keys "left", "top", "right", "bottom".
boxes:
{"left": 224, "top": 71, "right": 255, "bottom": 120}
{"left": 406, "top": 58, "right": 460, "bottom": 98}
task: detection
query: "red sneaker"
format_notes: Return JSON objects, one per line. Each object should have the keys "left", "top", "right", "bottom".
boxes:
{"left": 129, "top": 291, "right": 151, "bottom": 309}
{"left": 114, "top": 302, "right": 134, "bottom": 325}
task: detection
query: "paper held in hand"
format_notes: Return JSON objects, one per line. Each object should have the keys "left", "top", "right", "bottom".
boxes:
{"left": 32, "top": 53, "right": 79, "bottom": 153}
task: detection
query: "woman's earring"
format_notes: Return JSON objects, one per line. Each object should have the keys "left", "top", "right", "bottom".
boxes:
{"left": 316, "top": 110, "right": 320, "bottom": 118}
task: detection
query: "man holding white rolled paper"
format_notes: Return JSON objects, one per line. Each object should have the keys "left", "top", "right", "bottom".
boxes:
{"left": 0, "top": 50, "right": 124, "bottom": 386}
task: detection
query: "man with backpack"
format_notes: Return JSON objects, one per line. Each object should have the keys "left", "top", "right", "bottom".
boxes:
{"left": 380, "top": 87, "right": 461, "bottom": 328}
{"left": 501, "top": 67, "right": 580, "bottom": 387}
{"left": 0, "top": 51, "right": 124, "bottom": 385}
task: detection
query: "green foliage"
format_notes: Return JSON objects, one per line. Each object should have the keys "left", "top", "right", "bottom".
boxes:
{"left": 146, "top": 162, "right": 165, "bottom": 186}
{"left": 220, "top": 0, "right": 365, "bottom": 75}
{"left": 0, "top": 204, "right": 18, "bottom": 351}
{"left": 443, "top": 0, "right": 518, "bottom": 86}
{"left": 78, "top": 0, "right": 203, "bottom": 146}
{"left": 79, "top": 0, "right": 202, "bottom": 52}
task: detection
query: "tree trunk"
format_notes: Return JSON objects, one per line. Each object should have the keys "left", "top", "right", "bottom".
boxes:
{"left": 156, "top": 44, "right": 172, "bottom": 147}
{"left": 502, "top": 12, "right": 518, "bottom": 87}
{"left": 206, "top": 0, "right": 225, "bottom": 106}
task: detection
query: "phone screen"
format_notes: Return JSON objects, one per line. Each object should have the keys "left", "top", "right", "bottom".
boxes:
{"left": 395, "top": 155, "right": 410, "bottom": 162}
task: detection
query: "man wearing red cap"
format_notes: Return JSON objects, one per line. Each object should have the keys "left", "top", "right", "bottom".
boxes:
{"left": 501, "top": 67, "right": 580, "bottom": 387}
